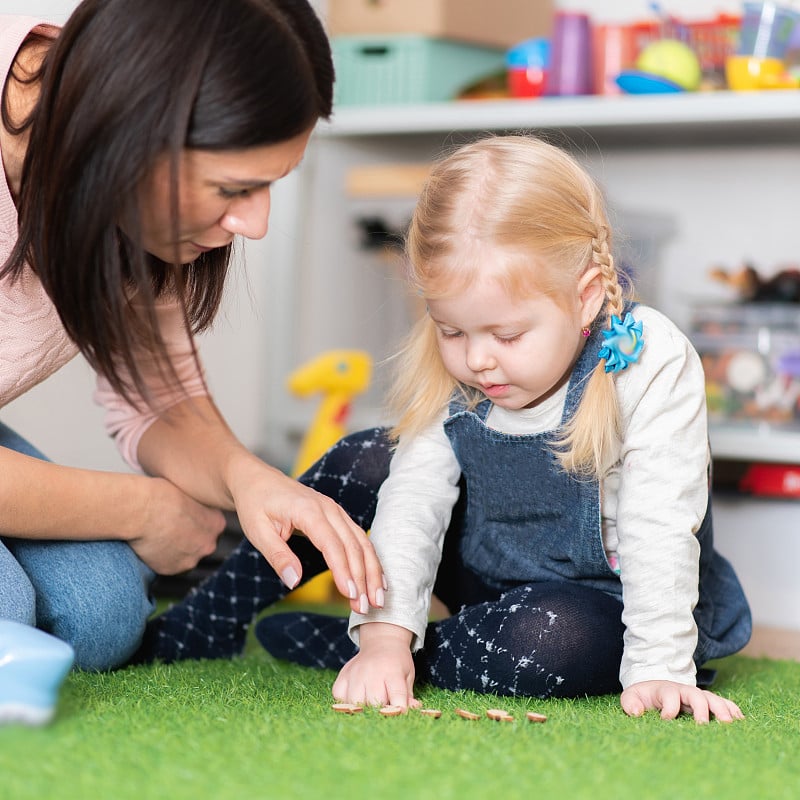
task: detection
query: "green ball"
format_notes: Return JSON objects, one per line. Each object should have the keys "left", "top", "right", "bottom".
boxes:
{"left": 636, "top": 39, "right": 701, "bottom": 90}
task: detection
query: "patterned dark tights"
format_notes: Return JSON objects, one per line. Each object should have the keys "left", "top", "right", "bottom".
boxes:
{"left": 134, "top": 428, "right": 625, "bottom": 699}
{"left": 133, "top": 429, "right": 390, "bottom": 664}
{"left": 255, "top": 582, "right": 625, "bottom": 699}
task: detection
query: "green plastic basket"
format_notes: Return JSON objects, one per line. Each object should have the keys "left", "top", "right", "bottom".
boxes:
{"left": 332, "top": 34, "right": 505, "bottom": 106}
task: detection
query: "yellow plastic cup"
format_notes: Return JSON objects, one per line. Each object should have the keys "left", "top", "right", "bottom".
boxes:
{"left": 725, "top": 55, "right": 794, "bottom": 90}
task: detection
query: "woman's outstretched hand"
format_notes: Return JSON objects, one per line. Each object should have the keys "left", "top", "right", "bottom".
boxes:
{"left": 228, "top": 453, "right": 384, "bottom": 615}
{"left": 621, "top": 680, "right": 744, "bottom": 724}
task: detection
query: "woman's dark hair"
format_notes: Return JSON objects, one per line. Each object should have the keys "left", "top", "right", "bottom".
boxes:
{"left": 1, "top": 0, "right": 334, "bottom": 405}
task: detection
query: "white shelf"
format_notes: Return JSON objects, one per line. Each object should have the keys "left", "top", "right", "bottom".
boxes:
{"left": 710, "top": 425, "right": 800, "bottom": 464}
{"left": 321, "top": 91, "right": 800, "bottom": 140}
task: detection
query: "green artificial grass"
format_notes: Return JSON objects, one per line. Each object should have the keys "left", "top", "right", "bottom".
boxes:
{"left": 1, "top": 628, "right": 799, "bottom": 800}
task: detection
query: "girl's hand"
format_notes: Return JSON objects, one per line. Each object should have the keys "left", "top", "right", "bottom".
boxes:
{"left": 227, "top": 453, "right": 384, "bottom": 616}
{"left": 621, "top": 680, "right": 745, "bottom": 724}
{"left": 332, "top": 623, "right": 419, "bottom": 710}
{"left": 129, "top": 476, "right": 226, "bottom": 575}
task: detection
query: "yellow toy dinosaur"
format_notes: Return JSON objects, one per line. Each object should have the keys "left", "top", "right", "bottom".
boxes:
{"left": 286, "top": 350, "right": 373, "bottom": 603}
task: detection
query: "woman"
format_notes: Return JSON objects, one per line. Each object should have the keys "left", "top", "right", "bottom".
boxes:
{"left": 0, "top": 0, "right": 383, "bottom": 673}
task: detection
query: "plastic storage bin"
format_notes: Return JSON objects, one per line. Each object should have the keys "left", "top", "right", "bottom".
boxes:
{"left": 690, "top": 303, "right": 800, "bottom": 428}
{"left": 331, "top": 35, "right": 505, "bottom": 106}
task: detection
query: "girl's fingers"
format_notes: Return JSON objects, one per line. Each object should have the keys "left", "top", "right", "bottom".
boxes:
{"left": 658, "top": 686, "right": 683, "bottom": 720}
{"left": 702, "top": 690, "right": 744, "bottom": 723}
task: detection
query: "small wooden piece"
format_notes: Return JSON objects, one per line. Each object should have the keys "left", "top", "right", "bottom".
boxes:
{"left": 331, "top": 703, "right": 363, "bottom": 714}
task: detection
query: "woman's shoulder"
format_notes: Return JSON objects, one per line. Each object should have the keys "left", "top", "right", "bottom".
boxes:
{"left": 0, "top": 17, "right": 59, "bottom": 64}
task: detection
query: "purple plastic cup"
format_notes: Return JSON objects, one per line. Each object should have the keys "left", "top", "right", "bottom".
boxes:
{"left": 546, "top": 11, "right": 593, "bottom": 96}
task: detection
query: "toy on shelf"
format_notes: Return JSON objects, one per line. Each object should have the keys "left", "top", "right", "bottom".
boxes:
{"left": 285, "top": 350, "right": 373, "bottom": 603}
{"left": 0, "top": 621, "right": 74, "bottom": 726}
{"left": 690, "top": 278, "right": 800, "bottom": 427}
{"left": 709, "top": 262, "right": 800, "bottom": 303}
{"left": 616, "top": 38, "right": 701, "bottom": 93}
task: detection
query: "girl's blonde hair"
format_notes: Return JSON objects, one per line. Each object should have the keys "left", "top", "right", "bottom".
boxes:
{"left": 389, "top": 135, "right": 630, "bottom": 478}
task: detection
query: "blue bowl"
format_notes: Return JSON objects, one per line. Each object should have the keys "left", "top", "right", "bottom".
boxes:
{"left": 615, "top": 70, "right": 685, "bottom": 94}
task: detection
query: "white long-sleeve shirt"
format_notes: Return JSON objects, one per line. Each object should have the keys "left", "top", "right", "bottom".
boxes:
{"left": 350, "top": 305, "right": 709, "bottom": 689}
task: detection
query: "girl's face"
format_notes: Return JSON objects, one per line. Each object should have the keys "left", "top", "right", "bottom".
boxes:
{"left": 426, "top": 254, "right": 603, "bottom": 410}
{"left": 135, "top": 127, "right": 313, "bottom": 264}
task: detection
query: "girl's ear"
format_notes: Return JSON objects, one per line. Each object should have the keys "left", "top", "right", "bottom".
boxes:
{"left": 577, "top": 265, "right": 604, "bottom": 327}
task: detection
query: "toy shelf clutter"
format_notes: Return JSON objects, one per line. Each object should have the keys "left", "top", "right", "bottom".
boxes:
{"left": 324, "top": 2, "right": 800, "bottom": 103}
{"left": 691, "top": 302, "right": 800, "bottom": 432}
{"left": 325, "top": 0, "right": 554, "bottom": 106}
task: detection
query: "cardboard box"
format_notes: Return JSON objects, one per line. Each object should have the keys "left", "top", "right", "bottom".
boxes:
{"left": 325, "top": 0, "right": 554, "bottom": 49}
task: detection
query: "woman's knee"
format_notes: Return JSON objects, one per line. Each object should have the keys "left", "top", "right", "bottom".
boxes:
{"left": 0, "top": 544, "right": 36, "bottom": 626}
{"left": 58, "top": 602, "right": 150, "bottom": 671}
{"left": 21, "top": 540, "right": 155, "bottom": 671}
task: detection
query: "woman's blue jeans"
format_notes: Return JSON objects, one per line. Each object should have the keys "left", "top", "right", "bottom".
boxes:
{"left": 0, "top": 422, "right": 155, "bottom": 670}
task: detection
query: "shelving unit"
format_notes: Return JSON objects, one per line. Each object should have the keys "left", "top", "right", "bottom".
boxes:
{"left": 320, "top": 91, "right": 800, "bottom": 141}
{"left": 265, "top": 90, "right": 800, "bottom": 468}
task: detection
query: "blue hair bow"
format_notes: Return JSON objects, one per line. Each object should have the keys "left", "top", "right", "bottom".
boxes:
{"left": 598, "top": 312, "right": 644, "bottom": 374}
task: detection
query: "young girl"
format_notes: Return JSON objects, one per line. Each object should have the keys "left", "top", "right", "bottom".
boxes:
{"left": 254, "top": 135, "right": 752, "bottom": 723}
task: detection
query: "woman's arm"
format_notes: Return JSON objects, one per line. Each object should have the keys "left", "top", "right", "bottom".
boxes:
{"left": 0, "top": 444, "right": 225, "bottom": 574}
{"left": 94, "top": 297, "right": 380, "bottom": 607}
{"left": 136, "top": 394, "right": 385, "bottom": 614}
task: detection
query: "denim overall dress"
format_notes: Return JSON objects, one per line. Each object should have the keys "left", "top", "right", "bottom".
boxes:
{"left": 442, "top": 322, "right": 752, "bottom": 666}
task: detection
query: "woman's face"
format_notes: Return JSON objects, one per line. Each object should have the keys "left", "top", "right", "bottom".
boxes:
{"left": 136, "top": 127, "right": 313, "bottom": 263}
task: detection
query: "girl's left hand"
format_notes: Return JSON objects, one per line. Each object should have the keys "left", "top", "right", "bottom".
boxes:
{"left": 621, "top": 680, "right": 744, "bottom": 724}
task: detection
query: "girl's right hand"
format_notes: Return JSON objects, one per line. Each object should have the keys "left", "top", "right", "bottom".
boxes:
{"left": 128, "top": 476, "right": 226, "bottom": 575}
{"left": 332, "top": 622, "right": 419, "bottom": 710}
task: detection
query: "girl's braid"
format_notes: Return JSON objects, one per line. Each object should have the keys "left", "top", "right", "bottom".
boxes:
{"left": 591, "top": 225, "right": 623, "bottom": 320}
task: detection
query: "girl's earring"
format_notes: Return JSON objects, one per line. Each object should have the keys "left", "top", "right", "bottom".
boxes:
{"left": 581, "top": 326, "right": 591, "bottom": 338}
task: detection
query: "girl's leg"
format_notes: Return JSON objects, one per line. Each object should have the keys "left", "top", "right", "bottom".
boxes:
{"left": 257, "top": 582, "right": 624, "bottom": 699}
{"left": 134, "top": 428, "right": 392, "bottom": 663}
{"left": 416, "top": 582, "right": 624, "bottom": 698}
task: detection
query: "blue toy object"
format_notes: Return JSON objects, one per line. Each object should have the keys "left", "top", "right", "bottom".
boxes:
{"left": 599, "top": 313, "right": 645, "bottom": 374}
{"left": 0, "top": 621, "right": 75, "bottom": 726}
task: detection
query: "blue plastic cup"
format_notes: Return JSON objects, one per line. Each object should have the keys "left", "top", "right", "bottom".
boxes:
{"left": 738, "top": 2, "right": 800, "bottom": 59}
